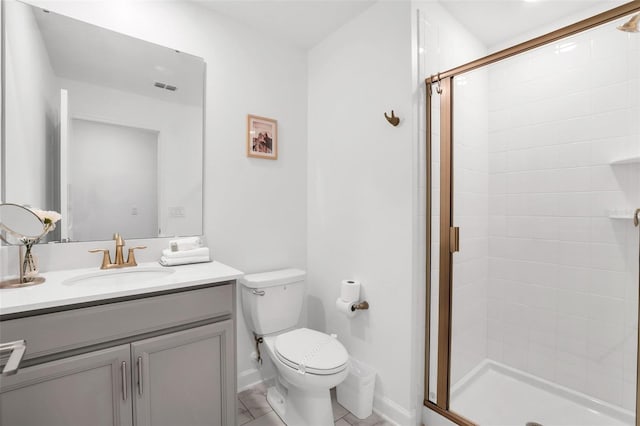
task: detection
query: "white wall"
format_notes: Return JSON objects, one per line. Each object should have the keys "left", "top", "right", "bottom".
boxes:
{"left": 4, "top": 1, "right": 58, "bottom": 209}
{"left": 70, "top": 119, "right": 158, "bottom": 240}
{"left": 307, "top": 2, "right": 418, "bottom": 423}
{"left": 6, "top": 0, "right": 308, "bottom": 391}
{"left": 60, "top": 78, "right": 203, "bottom": 239}
{"left": 488, "top": 1, "right": 628, "bottom": 53}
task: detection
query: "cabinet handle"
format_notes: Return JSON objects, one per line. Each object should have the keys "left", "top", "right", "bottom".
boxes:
{"left": 137, "top": 356, "right": 143, "bottom": 395}
{"left": 252, "top": 289, "right": 265, "bottom": 296}
{"left": 121, "top": 361, "right": 127, "bottom": 401}
{"left": 0, "top": 340, "right": 26, "bottom": 376}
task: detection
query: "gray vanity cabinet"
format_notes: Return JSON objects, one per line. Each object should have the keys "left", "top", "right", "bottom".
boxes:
{"left": 0, "top": 283, "right": 236, "bottom": 426}
{"left": 132, "top": 320, "right": 233, "bottom": 426}
{"left": 0, "top": 345, "right": 133, "bottom": 426}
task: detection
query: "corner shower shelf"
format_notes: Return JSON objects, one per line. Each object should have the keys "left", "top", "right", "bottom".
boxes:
{"left": 607, "top": 208, "right": 636, "bottom": 220}
{"left": 609, "top": 155, "right": 640, "bottom": 165}
{"left": 608, "top": 214, "right": 634, "bottom": 220}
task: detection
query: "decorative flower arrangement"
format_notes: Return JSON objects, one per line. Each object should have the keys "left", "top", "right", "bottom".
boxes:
{"left": 30, "top": 208, "right": 62, "bottom": 233}
{"left": 21, "top": 208, "right": 61, "bottom": 279}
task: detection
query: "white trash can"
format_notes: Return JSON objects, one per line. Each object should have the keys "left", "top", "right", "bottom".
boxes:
{"left": 337, "top": 358, "right": 376, "bottom": 419}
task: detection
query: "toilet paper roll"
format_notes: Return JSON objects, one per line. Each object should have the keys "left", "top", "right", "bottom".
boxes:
{"left": 336, "top": 298, "right": 357, "bottom": 318}
{"left": 340, "top": 280, "right": 360, "bottom": 303}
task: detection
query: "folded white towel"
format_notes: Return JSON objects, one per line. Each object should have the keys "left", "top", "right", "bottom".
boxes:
{"left": 162, "top": 247, "right": 210, "bottom": 259}
{"left": 169, "top": 236, "right": 203, "bottom": 252}
{"left": 159, "top": 255, "right": 210, "bottom": 266}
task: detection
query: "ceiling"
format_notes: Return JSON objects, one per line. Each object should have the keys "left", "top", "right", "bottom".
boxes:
{"left": 193, "top": 0, "right": 376, "bottom": 49}
{"left": 28, "top": 0, "right": 634, "bottom": 96}
{"left": 438, "top": 0, "right": 628, "bottom": 49}
{"left": 194, "top": 0, "right": 630, "bottom": 50}
{"left": 33, "top": 4, "right": 205, "bottom": 106}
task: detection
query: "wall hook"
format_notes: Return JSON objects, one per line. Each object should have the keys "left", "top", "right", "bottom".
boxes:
{"left": 384, "top": 110, "right": 400, "bottom": 127}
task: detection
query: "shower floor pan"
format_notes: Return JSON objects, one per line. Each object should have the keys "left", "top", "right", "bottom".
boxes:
{"left": 450, "top": 360, "right": 633, "bottom": 426}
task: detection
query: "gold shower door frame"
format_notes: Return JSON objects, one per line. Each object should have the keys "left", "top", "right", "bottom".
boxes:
{"left": 423, "top": 2, "right": 640, "bottom": 425}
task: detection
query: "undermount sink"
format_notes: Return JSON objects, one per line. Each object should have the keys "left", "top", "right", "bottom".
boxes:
{"left": 63, "top": 267, "right": 175, "bottom": 287}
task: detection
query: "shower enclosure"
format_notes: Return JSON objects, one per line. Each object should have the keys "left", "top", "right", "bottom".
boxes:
{"left": 424, "top": 3, "right": 640, "bottom": 425}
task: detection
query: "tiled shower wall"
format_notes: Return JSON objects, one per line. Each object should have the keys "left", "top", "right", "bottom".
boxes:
{"left": 485, "top": 25, "right": 640, "bottom": 410}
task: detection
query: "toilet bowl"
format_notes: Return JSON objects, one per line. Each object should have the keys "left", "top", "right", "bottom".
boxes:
{"left": 263, "top": 328, "right": 349, "bottom": 425}
{"left": 240, "top": 269, "right": 350, "bottom": 426}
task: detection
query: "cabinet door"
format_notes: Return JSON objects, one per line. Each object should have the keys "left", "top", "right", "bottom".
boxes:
{"left": 0, "top": 345, "right": 133, "bottom": 426}
{"left": 132, "top": 321, "right": 235, "bottom": 426}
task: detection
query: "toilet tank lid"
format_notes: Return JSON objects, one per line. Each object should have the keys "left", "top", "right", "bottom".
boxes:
{"left": 240, "top": 268, "right": 306, "bottom": 289}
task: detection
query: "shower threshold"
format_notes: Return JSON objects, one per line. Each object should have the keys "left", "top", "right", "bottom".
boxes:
{"left": 450, "top": 360, "right": 633, "bottom": 426}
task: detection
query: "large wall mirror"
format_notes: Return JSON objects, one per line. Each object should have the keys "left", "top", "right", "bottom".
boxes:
{"left": 1, "top": 0, "right": 205, "bottom": 243}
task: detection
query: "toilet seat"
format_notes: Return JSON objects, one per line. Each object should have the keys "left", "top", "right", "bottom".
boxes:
{"left": 274, "top": 328, "right": 348, "bottom": 375}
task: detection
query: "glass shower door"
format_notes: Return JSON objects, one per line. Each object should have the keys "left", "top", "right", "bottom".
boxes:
{"left": 446, "top": 13, "right": 640, "bottom": 426}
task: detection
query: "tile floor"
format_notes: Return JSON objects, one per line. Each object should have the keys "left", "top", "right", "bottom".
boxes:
{"left": 237, "top": 382, "right": 393, "bottom": 426}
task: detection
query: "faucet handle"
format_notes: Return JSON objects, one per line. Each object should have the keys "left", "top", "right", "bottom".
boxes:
{"left": 113, "top": 233, "right": 124, "bottom": 246}
{"left": 89, "top": 249, "right": 112, "bottom": 270}
{"left": 125, "top": 246, "right": 147, "bottom": 266}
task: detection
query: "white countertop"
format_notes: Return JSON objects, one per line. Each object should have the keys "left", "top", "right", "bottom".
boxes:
{"left": 0, "top": 261, "right": 243, "bottom": 317}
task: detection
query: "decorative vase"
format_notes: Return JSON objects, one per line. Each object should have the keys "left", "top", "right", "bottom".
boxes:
{"left": 22, "top": 244, "right": 40, "bottom": 281}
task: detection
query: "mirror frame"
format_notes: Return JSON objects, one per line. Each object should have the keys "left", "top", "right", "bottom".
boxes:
{"left": 0, "top": 202, "right": 46, "bottom": 242}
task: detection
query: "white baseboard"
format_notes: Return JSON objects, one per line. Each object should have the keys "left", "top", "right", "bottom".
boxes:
{"left": 238, "top": 368, "right": 275, "bottom": 393}
{"left": 373, "top": 393, "right": 416, "bottom": 426}
{"left": 238, "top": 355, "right": 277, "bottom": 393}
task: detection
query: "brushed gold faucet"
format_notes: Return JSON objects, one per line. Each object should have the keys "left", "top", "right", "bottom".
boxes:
{"left": 89, "top": 233, "right": 147, "bottom": 269}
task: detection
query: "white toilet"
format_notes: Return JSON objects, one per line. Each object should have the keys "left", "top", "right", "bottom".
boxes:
{"left": 240, "top": 269, "right": 350, "bottom": 426}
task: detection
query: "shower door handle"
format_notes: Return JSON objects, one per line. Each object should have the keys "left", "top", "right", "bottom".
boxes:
{"left": 634, "top": 208, "right": 639, "bottom": 227}
{"left": 450, "top": 227, "right": 460, "bottom": 253}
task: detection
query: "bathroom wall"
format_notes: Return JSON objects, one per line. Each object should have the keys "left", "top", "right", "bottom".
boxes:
{"left": 69, "top": 119, "right": 158, "bottom": 240}
{"left": 3, "top": 1, "right": 58, "bottom": 209}
{"left": 486, "top": 23, "right": 640, "bottom": 410}
{"left": 307, "top": 2, "right": 418, "bottom": 423}
{"left": 305, "top": 3, "right": 488, "bottom": 422}
{"left": 488, "top": 1, "right": 629, "bottom": 53}
{"left": 5, "top": 0, "right": 308, "bottom": 392}
{"left": 59, "top": 78, "right": 203, "bottom": 239}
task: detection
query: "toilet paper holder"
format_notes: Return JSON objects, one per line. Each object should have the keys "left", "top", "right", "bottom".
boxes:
{"left": 350, "top": 301, "right": 369, "bottom": 311}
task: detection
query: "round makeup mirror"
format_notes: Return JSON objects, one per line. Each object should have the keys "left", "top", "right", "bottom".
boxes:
{"left": 0, "top": 204, "right": 47, "bottom": 288}
{"left": 0, "top": 203, "right": 45, "bottom": 243}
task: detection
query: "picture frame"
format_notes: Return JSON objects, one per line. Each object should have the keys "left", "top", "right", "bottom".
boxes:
{"left": 247, "top": 115, "right": 278, "bottom": 160}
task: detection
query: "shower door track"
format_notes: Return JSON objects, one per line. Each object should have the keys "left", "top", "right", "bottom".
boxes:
{"left": 423, "top": 2, "right": 640, "bottom": 425}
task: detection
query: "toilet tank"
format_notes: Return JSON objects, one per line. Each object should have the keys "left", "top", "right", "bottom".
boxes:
{"left": 240, "top": 269, "right": 306, "bottom": 336}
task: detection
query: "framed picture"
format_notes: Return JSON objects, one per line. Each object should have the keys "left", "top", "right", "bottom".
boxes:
{"left": 247, "top": 115, "right": 278, "bottom": 160}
